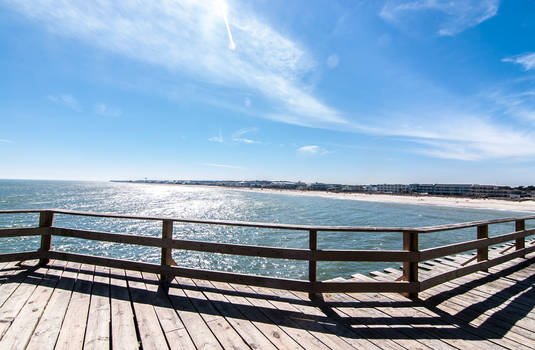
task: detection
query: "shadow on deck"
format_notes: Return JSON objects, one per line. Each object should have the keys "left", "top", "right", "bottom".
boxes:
{"left": 0, "top": 254, "right": 534, "bottom": 349}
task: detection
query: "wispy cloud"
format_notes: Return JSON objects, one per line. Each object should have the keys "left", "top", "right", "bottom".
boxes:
{"left": 380, "top": 0, "right": 499, "bottom": 36}
{"left": 94, "top": 103, "right": 122, "bottom": 117}
{"left": 232, "top": 127, "right": 260, "bottom": 144}
{"left": 297, "top": 145, "right": 329, "bottom": 156}
{"left": 502, "top": 53, "right": 535, "bottom": 71}
{"left": 7, "top": 0, "right": 346, "bottom": 128}
{"left": 47, "top": 94, "right": 80, "bottom": 111}
{"left": 481, "top": 88, "right": 535, "bottom": 123}
{"left": 0, "top": 139, "right": 13, "bottom": 143}
{"left": 202, "top": 163, "right": 242, "bottom": 169}
{"left": 370, "top": 112, "right": 535, "bottom": 161}
{"left": 208, "top": 130, "right": 224, "bottom": 143}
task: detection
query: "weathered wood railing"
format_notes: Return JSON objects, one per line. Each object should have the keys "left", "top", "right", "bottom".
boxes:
{"left": 0, "top": 209, "right": 534, "bottom": 299}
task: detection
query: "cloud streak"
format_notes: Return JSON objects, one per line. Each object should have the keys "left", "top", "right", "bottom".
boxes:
{"left": 47, "top": 94, "right": 80, "bottom": 111}
{"left": 7, "top": 0, "right": 534, "bottom": 163}
{"left": 380, "top": 0, "right": 499, "bottom": 36}
{"left": 202, "top": 163, "right": 242, "bottom": 169}
{"left": 367, "top": 111, "right": 535, "bottom": 161}
{"left": 297, "top": 145, "right": 328, "bottom": 156}
{"left": 208, "top": 130, "right": 224, "bottom": 143}
{"left": 95, "top": 103, "right": 122, "bottom": 117}
{"left": 6, "top": 0, "right": 345, "bottom": 128}
{"left": 232, "top": 127, "right": 260, "bottom": 144}
{"left": 502, "top": 53, "right": 535, "bottom": 71}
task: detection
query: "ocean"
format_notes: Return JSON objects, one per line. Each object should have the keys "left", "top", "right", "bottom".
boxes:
{"left": 0, "top": 179, "right": 530, "bottom": 280}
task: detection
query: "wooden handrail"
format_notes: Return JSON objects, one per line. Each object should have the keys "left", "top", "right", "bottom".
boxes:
{"left": 0, "top": 209, "right": 534, "bottom": 299}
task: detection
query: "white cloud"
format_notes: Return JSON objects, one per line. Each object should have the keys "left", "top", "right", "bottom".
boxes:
{"left": 202, "top": 163, "right": 242, "bottom": 169}
{"left": 7, "top": 0, "right": 346, "bottom": 128}
{"left": 502, "top": 53, "right": 535, "bottom": 71}
{"left": 47, "top": 94, "right": 80, "bottom": 111}
{"left": 326, "top": 54, "right": 339, "bottom": 69}
{"left": 208, "top": 130, "right": 224, "bottom": 143}
{"left": 380, "top": 0, "right": 499, "bottom": 36}
{"left": 297, "top": 145, "right": 328, "bottom": 156}
{"left": 95, "top": 103, "right": 122, "bottom": 117}
{"left": 369, "top": 112, "right": 535, "bottom": 161}
{"left": 232, "top": 127, "right": 260, "bottom": 144}
{"left": 0, "top": 139, "right": 13, "bottom": 143}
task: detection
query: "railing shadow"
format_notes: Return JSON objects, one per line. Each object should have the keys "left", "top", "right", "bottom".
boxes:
{"left": 1, "top": 258, "right": 533, "bottom": 344}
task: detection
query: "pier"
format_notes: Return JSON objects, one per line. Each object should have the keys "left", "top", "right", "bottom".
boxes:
{"left": 0, "top": 209, "right": 534, "bottom": 349}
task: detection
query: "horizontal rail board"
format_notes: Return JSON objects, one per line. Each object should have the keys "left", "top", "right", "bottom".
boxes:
{"left": 418, "top": 215, "right": 535, "bottom": 233}
{"left": 52, "top": 227, "right": 312, "bottom": 260}
{"left": 420, "top": 228, "right": 535, "bottom": 261}
{"left": 420, "top": 244, "right": 535, "bottom": 290}
{"left": 0, "top": 227, "right": 50, "bottom": 238}
{"left": 2, "top": 209, "right": 534, "bottom": 233}
{"left": 314, "top": 250, "right": 418, "bottom": 262}
{"left": 0, "top": 251, "right": 40, "bottom": 262}
{"left": 0, "top": 209, "right": 414, "bottom": 232}
{"left": 45, "top": 251, "right": 417, "bottom": 293}
{"left": 47, "top": 250, "right": 312, "bottom": 291}
{"left": 51, "top": 227, "right": 415, "bottom": 262}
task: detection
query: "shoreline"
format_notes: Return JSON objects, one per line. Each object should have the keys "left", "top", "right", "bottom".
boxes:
{"left": 115, "top": 182, "right": 535, "bottom": 213}
{"left": 230, "top": 187, "right": 535, "bottom": 213}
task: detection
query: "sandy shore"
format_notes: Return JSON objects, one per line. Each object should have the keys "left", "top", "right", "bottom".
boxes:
{"left": 234, "top": 188, "right": 535, "bottom": 213}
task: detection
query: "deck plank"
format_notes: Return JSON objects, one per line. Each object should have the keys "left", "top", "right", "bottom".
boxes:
{"left": 166, "top": 276, "right": 223, "bottom": 350}
{"left": 84, "top": 265, "right": 111, "bottom": 350}
{"left": 229, "top": 283, "right": 331, "bottom": 350}
{"left": 26, "top": 261, "right": 81, "bottom": 350}
{"left": 362, "top": 271, "right": 514, "bottom": 349}
{"left": 0, "top": 260, "right": 67, "bottom": 350}
{"left": 209, "top": 280, "right": 305, "bottom": 350}
{"left": 0, "top": 263, "right": 50, "bottom": 340}
{"left": 0, "top": 261, "right": 30, "bottom": 308}
{"left": 0, "top": 253, "right": 533, "bottom": 349}
{"left": 175, "top": 276, "right": 251, "bottom": 349}
{"left": 247, "top": 284, "right": 360, "bottom": 350}
{"left": 125, "top": 269, "right": 170, "bottom": 350}
{"left": 354, "top": 273, "right": 524, "bottom": 350}
{"left": 109, "top": 268, "right": 140, "bottom": 350}
{"left": 188, "top": 278, "right": 279, "bottom": 350}
{"left": 54, "top": 264, "right": 95, "bottom": 350}
{"left": 141, "top": 272, "right": 196, "bottom": 350}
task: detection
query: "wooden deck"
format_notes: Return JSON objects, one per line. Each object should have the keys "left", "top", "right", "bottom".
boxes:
{"left": 0, "top": 250, "right": 534, "bottom": 349}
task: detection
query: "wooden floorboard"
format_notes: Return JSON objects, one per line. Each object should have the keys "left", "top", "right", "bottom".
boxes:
{"left": 0, "top": 253, "right": 533, "bottom": 349}
{"left": 109, "top": 267, "right": 139, "bottom": 350}
{"left": 54, "top": 263, "right": 95, "bottom": 350}
{"left": 26, "top": 261, "right": 81, "bottom": 350}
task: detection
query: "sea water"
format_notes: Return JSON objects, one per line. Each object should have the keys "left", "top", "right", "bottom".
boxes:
{"left": 0, "top": 179, "right": 531, "bottom": 280}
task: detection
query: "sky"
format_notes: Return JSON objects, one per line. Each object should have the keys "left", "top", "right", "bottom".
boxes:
{"left": 1, "top": 0, "right": 535, "bottom": 185}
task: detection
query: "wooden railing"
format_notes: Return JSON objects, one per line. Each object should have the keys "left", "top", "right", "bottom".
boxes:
{"left": 0, "top": 209, "right": 534, "bottom": 299}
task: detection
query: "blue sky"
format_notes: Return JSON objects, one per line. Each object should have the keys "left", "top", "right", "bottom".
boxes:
{"left": 1, "top": 0, "right": 535, "bottom": 185}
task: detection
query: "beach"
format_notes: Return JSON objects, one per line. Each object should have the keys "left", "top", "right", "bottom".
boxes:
{"left": 236, "top": 187, "right": 535, "bottom": 213}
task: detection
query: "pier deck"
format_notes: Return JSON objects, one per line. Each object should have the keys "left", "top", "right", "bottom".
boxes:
{"left": 0, "top": 251, "right": 534, "bottom": 349}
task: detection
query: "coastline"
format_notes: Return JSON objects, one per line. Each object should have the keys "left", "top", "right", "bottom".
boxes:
{"left": 231, "top": 187, "right": 535, "bottom": 213}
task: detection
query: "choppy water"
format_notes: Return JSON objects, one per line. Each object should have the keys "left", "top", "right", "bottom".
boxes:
{"left": 0, "top": 180, "right": 531, "bottom": 280}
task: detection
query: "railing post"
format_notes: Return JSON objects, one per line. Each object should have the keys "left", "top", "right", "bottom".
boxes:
{"left": 161, "top": 219, "right": 174, "bottom": 284}
{"left": 477, "top": 224, "right": 489, "bottom": 272}
{"left": 38, "top": 210, "right": 54, "bottom": 266}
{"left": 402, "top": 231, "right": 418, "bottom": 299}
{"left": 515, "top": 219, "right": 526, "bottom": 258}
{"left": 308, "top": 230, "right": 320, "bottom": 300}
